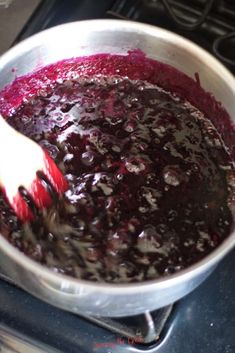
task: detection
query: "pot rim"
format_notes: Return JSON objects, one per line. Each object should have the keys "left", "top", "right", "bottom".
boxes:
{"left": 0, "top": 19, "right": 234, "bottom": 293}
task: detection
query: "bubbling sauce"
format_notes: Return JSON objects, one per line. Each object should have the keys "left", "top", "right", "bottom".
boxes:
{"left": 0, "top": 52, "right": 234, "bottom": 283}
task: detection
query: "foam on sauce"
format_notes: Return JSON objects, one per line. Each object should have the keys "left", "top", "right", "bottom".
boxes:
{"left": 0, "top": 51, "right": 234, "bottom": 283}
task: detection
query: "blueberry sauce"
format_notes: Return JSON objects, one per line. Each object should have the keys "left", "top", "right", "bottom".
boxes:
{"left": 0, "top": 52, "right": 234, "bottom": 283}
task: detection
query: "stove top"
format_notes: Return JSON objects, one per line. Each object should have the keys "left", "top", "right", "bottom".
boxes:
{"left": 0, "top": 1, "right": 234, "bottom": 352}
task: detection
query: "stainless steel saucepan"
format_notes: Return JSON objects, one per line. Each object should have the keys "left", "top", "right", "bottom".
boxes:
{"left": 0, "top": 20, "right": 234, "bottom": 317}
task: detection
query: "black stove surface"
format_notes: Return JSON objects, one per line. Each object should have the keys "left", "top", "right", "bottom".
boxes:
{"left": 0, "top": 0, "right": 234, "bottom": 352}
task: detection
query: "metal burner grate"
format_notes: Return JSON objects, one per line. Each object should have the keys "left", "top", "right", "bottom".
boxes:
{"left": 84, "top": 305, "right": 173, "bottom": 344}
{"left": 106, "top": 0, "right": 235, "bottom": 71}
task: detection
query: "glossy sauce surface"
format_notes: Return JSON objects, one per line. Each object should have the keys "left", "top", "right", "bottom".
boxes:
{"left": 0, "top": 53, "right": 234, "bottom": 283}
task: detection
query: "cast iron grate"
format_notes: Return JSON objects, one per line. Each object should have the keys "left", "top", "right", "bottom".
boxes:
{"left": 106, "top": 0, "right": 235, "bottom": 72}
{"left": 83, "top": 305, "right": 173, "bottom": 344}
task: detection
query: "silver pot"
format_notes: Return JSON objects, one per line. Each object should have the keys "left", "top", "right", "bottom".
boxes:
{"left": 0, "top": 20, "right": 234, "bottom": 317}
